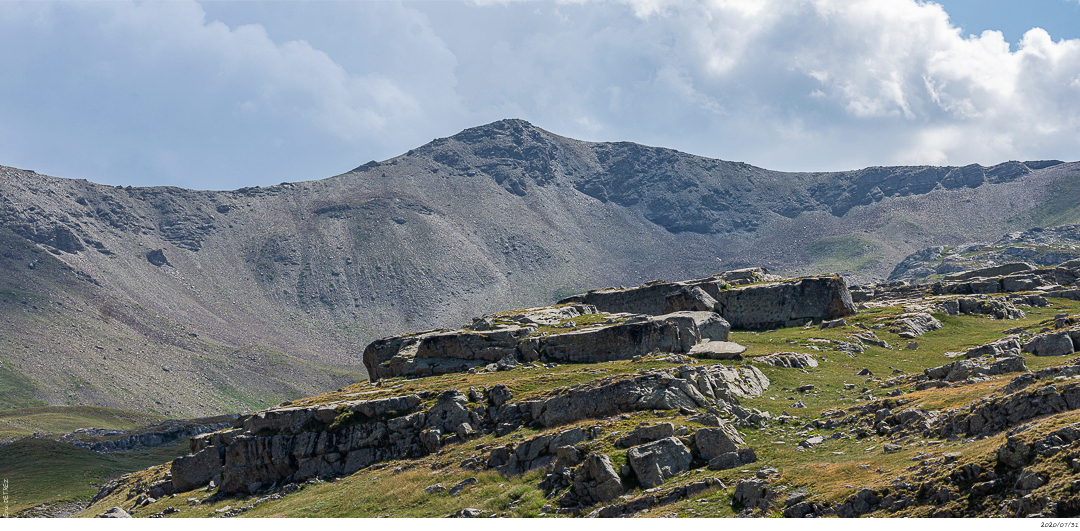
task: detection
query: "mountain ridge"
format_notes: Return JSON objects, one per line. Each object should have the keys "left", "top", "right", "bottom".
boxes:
{"left": 1, "top": 118, "right": 1077, "bottom": 415}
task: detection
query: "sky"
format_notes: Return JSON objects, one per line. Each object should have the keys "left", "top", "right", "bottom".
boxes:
{"left": 1, "top": 0, "right": 1079, "bottom": 190}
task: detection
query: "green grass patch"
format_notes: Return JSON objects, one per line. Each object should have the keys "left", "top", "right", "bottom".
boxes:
{"left": 1029, "top": 172, "right": 1080, "bottom": 227}
{"left": 0, "top": 437, "right": 188, "bottom": 514}
{"left": 803, "top": 236, "right": 882, "bottom": 274}
{"left": 0, "top": 359, "right": 46, "bottom": 411}
{"left": 0, "top": 406, "right": 165, "bottom": 443}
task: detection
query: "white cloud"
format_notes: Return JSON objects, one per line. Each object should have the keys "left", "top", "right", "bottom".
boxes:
{"left": 1, "top": 0, "right": 1079, "bottom": 188}
{"left": 0, "top": 1, "right": 458, "bottom": 189}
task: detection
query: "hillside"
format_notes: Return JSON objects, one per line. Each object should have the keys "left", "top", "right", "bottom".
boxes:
{"left": 1, "top": 119, "right": 1078, "bottom": 415}
{"left": 75, "top": 262, "right": 1080, "bottom": 518}
{"left": 890, "top": 224, "right": 1080, "bottom": 282}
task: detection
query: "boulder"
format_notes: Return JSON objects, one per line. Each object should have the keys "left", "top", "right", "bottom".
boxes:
{"left": 362, "top": 329, "right": 446, "bottom": 381}
{"left": 1024, "top": 331, "right": 1075, "bottom": 357}
{"left": 756, "top": 352, "right": 818, "bottom": 369}
{"left": 573, "top": 275, "right": 856, "bottom": 330}
{"left": 171, "top": 446, "right": 223, "bottom": 492}
{"left": 616, "top": 423, "right": 675, "bottom": 448}
{"left": 966, "top": 337, "right": 1023, "bottom": 359}
{"left": 628, "top": 437, "right": 693, "bottom": 489}
{"left": 892, "top": 312, "right": 942, "bottom": 337}
{"left": 713, "top": 267, "right": 783, "bottom": 285}
{"left": 694, "top": 424, "right": 745, "bottom": 460}
{"left": 689, "top": 341, "right": 746, "bottom": 360}
{"left": 733, "top": 479, "right": 773, "bottom": 510}
{"left": 939, "top": 297, "right": 1025, "bottom": 320}
{"left": 416, "top": 326, "right": 536, "bottom": 362}
{"left": 539, "top": 312, "right": 726, "bottom": 363}
{"left": 425, "top": 390, "right": 473, "bottom": 433}
{"left": 488, "top": 384, "right": 512, "bottom": 406}
{"left": 452, "top": 508, "right": 489, "bottom": 518}
{"left": 706, "top": 276, "right": 857, "bottom": 330}
{"left": 571, "top": 453, "right": 625, "bottom": 504}
{"left": 96, "top": 507, "right": 132, "bottom": 518}
{"left": 663, "top": 286, "right": 718, "bottom": 313}
{"left": 943, "top": 263, "right": 1036, "bottom": 282}
{"left": 925, "top": 356, "right": 1027, "bottom": 382}
{"left": 707, "top": 448, "right": 758, "bottom": 470}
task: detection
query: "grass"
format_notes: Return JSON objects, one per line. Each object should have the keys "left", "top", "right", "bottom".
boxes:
{"left": 1030, "top": 173, "right": 1080, "bottom": 227}
{"left": 803, "top": 236, "right": 882, "bottom": 275}
{"left": 0, "top": 406, "right": 166, "bottom": 443}
{"left": 63, "top": 293, "right": 1080, "bottom": 518}
{"left": 0, "top": 358, "right": 47, "bottom": 410}
{"left": 0, "top": 437, "right": 189, "bottom": 515}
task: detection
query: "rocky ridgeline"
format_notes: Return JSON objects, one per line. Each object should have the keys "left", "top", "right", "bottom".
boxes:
{"left": 364, "top": 270, "right": 856, "bottom": 381}
{"left": 854, "top": 259, "right": 1080, "bottom": 306}
{"left": 889, "top": 224, "right": 1080, "bottom": 282}
{"left": 169, "top": 363, "right": 769, "bottom": 495}
{"left": 55, "top": 416, "right": 238, "bottom": 453}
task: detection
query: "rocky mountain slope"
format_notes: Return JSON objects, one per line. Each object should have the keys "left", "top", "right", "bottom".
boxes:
{"left": 890, "top": 224, "right": 1080, "bottom": 282}
{"left": 1, "top": 119, "right": 1078, "bottom": 416}
{"left": 76, "top": 261, "right": 1080, "bottom": 518}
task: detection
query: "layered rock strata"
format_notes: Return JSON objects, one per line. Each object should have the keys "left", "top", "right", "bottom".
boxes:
{"left": 171, "top": 364, "right": 768, "bottom": 495}
{"left": 562, "top": 274, "right": 857, "bottom": 329}
{"left": 363, "top": 307, "right": 733, "bottom": 381}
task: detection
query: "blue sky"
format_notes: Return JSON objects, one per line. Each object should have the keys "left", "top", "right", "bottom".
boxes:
{"left": 1, "top": 0, "right": 1079, "bottom": 190}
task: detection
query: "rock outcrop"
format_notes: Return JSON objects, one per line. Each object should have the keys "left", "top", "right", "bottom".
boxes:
{"left": 362, "top": 307, "right": 733, "bottom": 381}
{"left": 1023, "top": 328, "right": 1080, "bottom": 357}
{"left": 627, "top": 437, "right": 693, "bottom": 489}
{"left": 756, "top": 352, "right": 819, "bottom": 369}
{"left": 937, "top": 296, "right": 1026, "bottom": 320}
{"left": 924, "top": 356, "right": 1028, "bottom": 383}
{"left": 566, "top": 275, "right": 857, "bottom": 330}
{"left": 171, "top": 364, "right": 769, "bottom": 495}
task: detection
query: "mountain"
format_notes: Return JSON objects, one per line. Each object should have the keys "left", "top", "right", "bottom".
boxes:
{"left": 1, "top": 118, "right": 1078, "bottom": 415}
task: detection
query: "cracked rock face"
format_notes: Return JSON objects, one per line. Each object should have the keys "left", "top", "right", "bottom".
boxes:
{"left": 628, "top": 437, "right": 693, "bottom": 489}
{"left": 171, "top": 362, "right": 769, "bottom": 495}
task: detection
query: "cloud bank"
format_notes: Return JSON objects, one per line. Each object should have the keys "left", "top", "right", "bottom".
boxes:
{"left": 0, "top": 0, "right": 1077, "bottom": 189}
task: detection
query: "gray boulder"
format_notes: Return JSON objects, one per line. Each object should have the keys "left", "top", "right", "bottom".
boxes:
{"left": 966, "top": 337, "right": 1022, "bottom": 358}
{"left": 362, "top": 329, "right": 446, "bottom": 381}
{"left": 171, "top": 446, "right": 223, "bottom": 492}
{"left": 694, "top": 424, "right": 745, "bottom": 461}
{"left": 713, "top": 267, "right": 783, "bottom": 285}
{"left": 425, "top": 390, "right": 472, "bottom": 433}
{"left": 708, "top": 448, "right": 757, "bottom": 470}
{"left": 571, "top": 453, "right": 625, "bottom": 504}
{"left": 733, "top": 478, "right": 773, "bottom": 510}
{"left": 96, "top": 507, "right": 132, "bottom": 518}
{"left": 574, "top": 275, "right": 856, "bottom": 330}
{"left": 539, "top": 312, "right": 727, "bottom": 363}
{"left": 925, "top": 356, "right": 1027, "bottom": 382}
{"left": 689, "top": 341, "right": 746, "bottom": 360}
{"left": 893, "top": 312, "right": 943, "bottom": 337}
{"left": 944, "top": 263, "right": 1036, "bottom": 282}
{"left": 663, "top": 285, "right": 719, "bottom": 313}
{"left": 616, "top": 423, "right": 675, "bottom": 448}
{"left": 1024, "top": 331, "right": 1076, "bottom": 357}
{"left": 939, "top": 297, "right": 1026, "bottom": 320}
{"left": 628, "top": 437, "right": 693, "bottom": 489}
{"left": 757, "top": 352, "right": 818, "bottom": 369}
